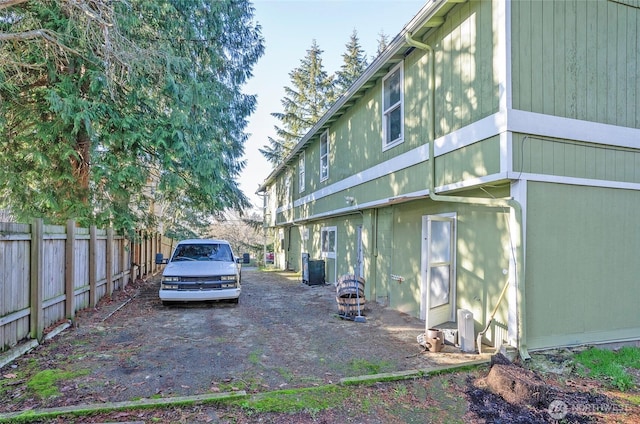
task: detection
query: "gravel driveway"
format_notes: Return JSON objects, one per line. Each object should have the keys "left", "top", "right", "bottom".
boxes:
{"left": 1, "top": 268, "right": 481, "bottom": 412}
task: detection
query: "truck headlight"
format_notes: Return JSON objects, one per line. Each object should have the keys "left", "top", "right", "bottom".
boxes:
{"left": 161, "top": 276, "right": 180, "bottom": 290}
{"left": 220, "top": 275, "right": 237, "bottom": 282}
{"left": 162, "top": 276, "right": 180, "bottom": 282}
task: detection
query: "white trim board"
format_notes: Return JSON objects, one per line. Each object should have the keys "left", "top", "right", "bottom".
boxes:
{"left": 276, "top": 109, "right": 640, "bottom": 215}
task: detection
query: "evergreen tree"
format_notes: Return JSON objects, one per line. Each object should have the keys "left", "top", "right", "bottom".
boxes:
{"left": 375, "top": 30, "right": 390, "bottom": 58}
{"left": 0, "top": 0, "right": 264, "bottom": 235}
{"left": 260, "top": 39, "right": 335, "bottom": 165}
{"left": 335, "top": 29, "right": 368, "bottom": 96}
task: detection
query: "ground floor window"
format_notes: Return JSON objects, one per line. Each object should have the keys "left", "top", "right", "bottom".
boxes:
{"left": 321, "top": 226, "right": 337, "bottom": 259}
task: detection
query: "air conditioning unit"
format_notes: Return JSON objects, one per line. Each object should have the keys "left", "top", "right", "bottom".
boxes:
{"left": 457, "top": 309, "right": 475, "bottom": 353}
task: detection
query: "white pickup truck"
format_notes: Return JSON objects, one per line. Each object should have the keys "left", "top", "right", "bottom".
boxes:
{"left": 156, "top": 239, "right": 242, "bottom": 305}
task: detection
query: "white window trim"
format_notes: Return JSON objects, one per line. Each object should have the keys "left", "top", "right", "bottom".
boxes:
{"left": 321, "top": 226, "right": 337, "bottom": 259}
{"left": 285, "top": 170, "right": 292, "bottom": 201}
{"left": 320, "top": 130, "right": 329, "bottom": 182}
{"left": 298, "top": 152, "right": 305, "bottom": 193}
{"left": 382, "top": 61, "right": 404, "bottom": 151}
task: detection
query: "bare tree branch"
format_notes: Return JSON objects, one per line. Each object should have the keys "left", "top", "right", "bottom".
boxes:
{"left": 0, "top": 28, "right": 59, "bottom": 42}
{"left": 0, "top": 0, "right": 29, "bottom": 10}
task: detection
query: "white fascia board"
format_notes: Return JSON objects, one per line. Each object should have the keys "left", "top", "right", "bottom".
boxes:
{"left": 290, "top": 111, "right": 509, "bottom": 212}
{"left": 512, "top": 172, "right": 640, "bottom": 192}
{"left": 280, "top": 109, "right": 640, "bottom": 218}
{"left": 293, "top": 143, "right": 431, "bottom": 208}
{"left": 507, "top": 109, "right": 640, "bottom": 148}
{"left": 436, "top": 173, "right": 511, "bottom": 194}
{"left": 435, "top": 112, "right": 507, "bottom": 156}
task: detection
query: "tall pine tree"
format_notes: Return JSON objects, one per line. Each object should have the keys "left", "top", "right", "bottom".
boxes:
{"left": 375, "top": 30, "right": 390, "bottom": 58}
{"left": 0, "top": 0, "right": 264, "bottom": 237}
{"left": 335, "top": 29, "right": 368, "bottom": 96}
{"left": 260, "top": 40, "right": 335, "bottom": 165}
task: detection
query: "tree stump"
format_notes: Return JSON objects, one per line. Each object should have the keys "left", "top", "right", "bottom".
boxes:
{"left": 483, "top": 363, "right": 553, "bottom": 408}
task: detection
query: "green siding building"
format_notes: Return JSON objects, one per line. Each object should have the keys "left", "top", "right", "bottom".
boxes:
{"left": 258, "top": 0, "right": 640, "bottom": 356}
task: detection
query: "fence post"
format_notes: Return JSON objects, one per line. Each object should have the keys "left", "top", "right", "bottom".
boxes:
{"left": 106, "top": 227, "right": 114, "bottom": 296}
{"left": 65, "top": 220, "right": 76, "bottom": 320}
{"left": 131, "top": 231, "right": 139, "bottom": 282}
{"left": 153, "top": 232, "right": 158, "bottom": 274}
{"left": 89, "top": 225, "right": 97, "bottom": 307}
{"left": 124, "top": 237, "right": 131, "bottom": 287}
{"left": 30, "top": 218, "right": 44, "bottom": 341}
{"left": 145, "top": 231, "right": 150, "bottom": 276}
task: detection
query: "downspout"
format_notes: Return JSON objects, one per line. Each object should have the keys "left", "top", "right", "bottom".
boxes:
{"left": 405, "top": 32, "right": 529, "bottom": 360}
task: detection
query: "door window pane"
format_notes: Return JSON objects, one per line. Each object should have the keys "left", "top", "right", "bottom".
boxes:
{"left": 430, "top": 265, "right": 450, "bottom": 308}
{"left": 430, "top": 220, "right": 451, "bottom": 263}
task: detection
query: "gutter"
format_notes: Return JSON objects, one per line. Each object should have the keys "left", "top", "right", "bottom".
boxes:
{"left": 405, "top": 32, "right": 530, "bottom": 360}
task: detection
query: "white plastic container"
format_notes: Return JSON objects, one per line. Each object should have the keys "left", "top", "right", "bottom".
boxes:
{"left": 457, "top": 309, "right": 475, "bottom": 353}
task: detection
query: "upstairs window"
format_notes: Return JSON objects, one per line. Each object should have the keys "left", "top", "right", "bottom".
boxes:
{"left": 320, "top": 131, "right": 329, "bottom": 181}
{"left": 382, "top": 62, "right": 404, "bottom": 150}
{"left": 298, "top": 152, "right": 305, "bottom": 193}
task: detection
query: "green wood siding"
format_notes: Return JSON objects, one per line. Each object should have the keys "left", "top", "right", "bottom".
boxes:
{"left": 375, "top": 208, "right": 393, "bottom": 305}
{"left": 438, "top": 136, "right": 501, "bottom": 187}
{"left": 432, "top": 0, "right": 499, "bottom": 135}
{"left": 526, "top": 182, "right": 640, "bottom": 349}
{"left": 285, "top": 225, "right": 302, "bottom": 272}
{"left": 512, "top": 0, "right": 640, "bottom": 128}
{"left": 387, "top": 193, "right": 510, "bottom": 325}
{"left": 330, "top": 87, "right": 382, "bottom": 183}
{"left": 289, "top": 0, "right": 499, "bottom": 212}
{"left": 512, "top": 135, "right": 640, "bottom": 184}
{"left": 296, "top": 132, "right": 501, "bottom": 219}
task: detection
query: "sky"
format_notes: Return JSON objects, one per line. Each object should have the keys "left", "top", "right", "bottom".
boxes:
{"left": 240, "top": 0, "right": 426, "bottom": 211}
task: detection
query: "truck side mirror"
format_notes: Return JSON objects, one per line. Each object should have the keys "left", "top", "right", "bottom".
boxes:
{"left": 155, "top": 253, "right": 168, "bottom": 265}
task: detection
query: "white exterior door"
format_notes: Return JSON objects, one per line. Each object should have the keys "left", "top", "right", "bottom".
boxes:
{"left": 421, "top": 214, "right": 456, "bottom": 328}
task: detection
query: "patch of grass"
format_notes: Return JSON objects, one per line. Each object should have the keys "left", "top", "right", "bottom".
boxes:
{"left": 214, "top": 373, "right": 265, "bottom": 393}
{"left": 359, "top": 394, "right": 374, "bottom": 413}
{"left": 572, "top": 346, "right": 640, "bottom": 391}
{"left": 248, "top": 349, "right": 262, "bottom": 365}
{"left": 347, "top": 358, "right": 393, "bottom": 375}
{"left": 628, "top": 395, "right": 640, "bottom": 405}
{"left": 275, "top": 366, "right": 294, "bottom": 381}
{"left": 234, "top": 385, "right": 350, "bottom": 414}
{"left": 26, "top": 368, "right": 90, "bottom": 398}
{"left": 393, "top": 384, "right": 408, "bottom": 398}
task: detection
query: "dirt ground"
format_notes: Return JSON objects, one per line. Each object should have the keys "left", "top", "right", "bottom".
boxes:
{"left": 1, "top": 269, "right": 638, "bottom": 423}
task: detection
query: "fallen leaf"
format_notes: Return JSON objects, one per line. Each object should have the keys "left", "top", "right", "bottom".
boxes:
{"left": 3, "top": 374, "right": 18, "bottom": 379}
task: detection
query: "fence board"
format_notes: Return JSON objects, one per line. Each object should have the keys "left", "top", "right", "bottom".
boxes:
{"left": 42, "top": 237, "right": 66, "bottom": 329}
{"left": 0, "top": 220, "right": 168, "bottom": 352}
{"left": 0, "top": 220, "right": 167, "bottom": 353}
{"left": 74, "top": 236, "right": 90, "bottom": 312}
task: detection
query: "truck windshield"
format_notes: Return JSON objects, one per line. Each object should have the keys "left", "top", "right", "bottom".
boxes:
{"left": 171, "top": 244, "right": 232, "bottom": 262}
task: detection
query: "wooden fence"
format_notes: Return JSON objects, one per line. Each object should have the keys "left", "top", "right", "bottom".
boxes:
{"left": 0, "top": 219, "right": 174, "bottom": 353}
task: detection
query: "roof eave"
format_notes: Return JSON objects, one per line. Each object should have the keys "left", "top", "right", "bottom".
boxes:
{"left": 257, "top": 0, "right": 455, "bottom": 194}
